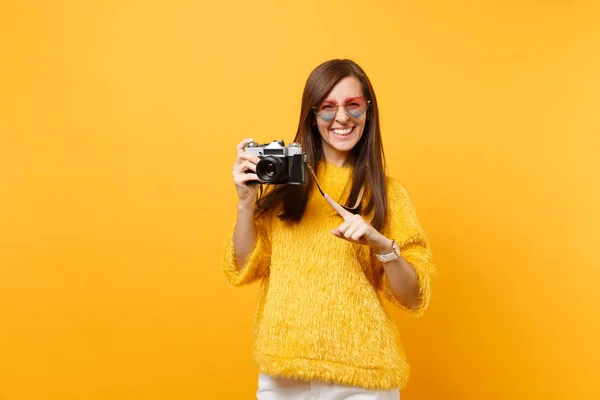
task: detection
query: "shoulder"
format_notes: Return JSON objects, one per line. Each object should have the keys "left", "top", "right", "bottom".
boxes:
{"left": 383, "top": 176, "right": 424, "bottom": 235}
{"left": 384, "top": 176, "right": 413, "bottom": 206}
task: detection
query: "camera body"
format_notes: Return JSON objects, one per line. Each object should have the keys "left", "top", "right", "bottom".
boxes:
{"left": 244, "top": 140, "right": 306, "bottom": 185}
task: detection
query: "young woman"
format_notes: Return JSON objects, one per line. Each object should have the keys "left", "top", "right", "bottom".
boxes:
{"left": 224, "top": 59, "right": 436, "bottom": 399}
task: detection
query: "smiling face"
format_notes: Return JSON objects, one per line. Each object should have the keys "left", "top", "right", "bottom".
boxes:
{"left": 314, "top": 76, "right": 368, "bottom": 166}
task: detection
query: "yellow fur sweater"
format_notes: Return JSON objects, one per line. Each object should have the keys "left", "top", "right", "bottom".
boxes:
{"left": 222, "top": 162, "right": 435, "bottom": 390}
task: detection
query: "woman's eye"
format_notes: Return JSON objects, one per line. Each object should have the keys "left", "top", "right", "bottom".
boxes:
{"left": 321, "top": 105, "right": 335, "bottom": 110}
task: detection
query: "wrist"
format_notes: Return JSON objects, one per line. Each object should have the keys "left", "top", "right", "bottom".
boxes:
{"left": 371, "top": 236, "right": 394, "bottom": 254}
{"left": 372, "top": 238, "right": 401, "bottom": 263}
{"left": 237, "top": 201, "right": 256, "bottom": 213}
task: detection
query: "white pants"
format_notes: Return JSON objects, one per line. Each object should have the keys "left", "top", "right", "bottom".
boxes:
{"left": 257, "top": 373, "right": 400, "bottom": 400}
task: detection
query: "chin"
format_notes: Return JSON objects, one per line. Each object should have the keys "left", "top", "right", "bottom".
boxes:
{"left": 331, "top": 142, "right": 357, "bottom": 153}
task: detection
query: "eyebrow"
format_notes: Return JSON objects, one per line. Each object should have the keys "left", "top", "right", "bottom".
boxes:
{"left": 343, "top": 96, "right": 364, "bottom": 103}
{"left": 321, "top": 96, "right": 365, "bottom": 104}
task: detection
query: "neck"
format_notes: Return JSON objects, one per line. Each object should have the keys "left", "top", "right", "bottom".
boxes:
{"left": 322, "top": 146, "right": 352, "bottom": 167}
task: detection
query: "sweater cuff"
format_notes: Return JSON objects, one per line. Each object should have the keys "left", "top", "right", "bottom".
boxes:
{"left": 378, "top": 243, "right": 435, "bottom": 317}
{"left": 222, "top": 227, "right": 270, "bottom": 286}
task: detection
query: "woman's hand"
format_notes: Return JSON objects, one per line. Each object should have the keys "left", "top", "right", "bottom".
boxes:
{"left": 232, "top": 138, "right": 261, "bottom": 208}
{"left": 324, "top": 193, "right": 393, "bottom": 254}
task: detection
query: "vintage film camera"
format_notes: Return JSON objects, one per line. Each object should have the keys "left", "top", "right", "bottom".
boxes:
{"left": 244, "top": 140, "right": 306, "bottom": 184}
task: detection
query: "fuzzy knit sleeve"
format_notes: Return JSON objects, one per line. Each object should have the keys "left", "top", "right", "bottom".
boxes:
{"left": 222, "top": 212, "right": 271, "bottom": 286}
{"left": 373, "top": 179, "right": 437, "bottom": 317}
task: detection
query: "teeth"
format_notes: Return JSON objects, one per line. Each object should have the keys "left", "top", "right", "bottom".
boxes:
{"left": 331, "top": 127, "right": 353, "bottom": 136}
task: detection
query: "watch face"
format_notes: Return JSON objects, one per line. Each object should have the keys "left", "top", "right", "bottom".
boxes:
{"left": 393, "top": 242, "right": 400, "bottom": 256}
{"left": 375, "top": 240, "right": 400, "bottom": 263}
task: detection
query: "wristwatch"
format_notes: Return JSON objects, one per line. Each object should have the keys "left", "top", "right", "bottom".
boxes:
{"left": 374, "top": 239, "right": 401, "bottom": 263}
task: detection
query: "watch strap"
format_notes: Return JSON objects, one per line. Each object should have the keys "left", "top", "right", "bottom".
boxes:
{"left": 374, "top": 239, "right": 400, "bottom": 263}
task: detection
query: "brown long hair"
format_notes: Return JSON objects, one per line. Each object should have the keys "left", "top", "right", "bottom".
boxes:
{"left": 256, "top": 59, "right": 388, "bottom": 231}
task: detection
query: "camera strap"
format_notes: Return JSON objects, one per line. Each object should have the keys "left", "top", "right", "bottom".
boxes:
{"left": 306, "top": 162, "right": 365, "bottom": 213}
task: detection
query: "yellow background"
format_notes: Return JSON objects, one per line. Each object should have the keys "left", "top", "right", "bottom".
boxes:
{"left": 1, "top": 1, "right": 599, "bottom": 399}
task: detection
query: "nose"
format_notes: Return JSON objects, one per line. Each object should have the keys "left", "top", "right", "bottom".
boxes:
{"left": 335, "top": 107, "right": 350, "bottom": 123}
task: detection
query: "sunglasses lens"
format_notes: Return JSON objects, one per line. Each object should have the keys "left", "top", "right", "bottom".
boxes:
{"left": 347, "top": 99, "right": 367, "bottom": 118}
{"left": 318, "top": 111, "right": 336, "bottom": 121}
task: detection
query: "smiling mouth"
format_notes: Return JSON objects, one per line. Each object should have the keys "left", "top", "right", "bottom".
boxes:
{"left": 330, "top": 127, "right": 355, "bottom": 136}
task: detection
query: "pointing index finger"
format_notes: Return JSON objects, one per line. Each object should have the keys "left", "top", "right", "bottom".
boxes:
{"left": 324, "top": 193, "right": 353, "bottom": 220}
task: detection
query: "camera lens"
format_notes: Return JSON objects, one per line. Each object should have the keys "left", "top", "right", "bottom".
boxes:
{"left": 263, "top": 162, "right": 277, "bottom": 177}
{"left": 256, "top": 157, "right": 284, "bottom": 183}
